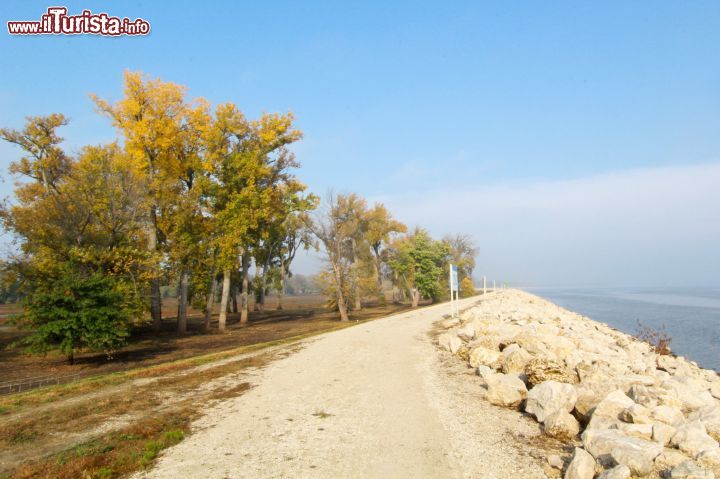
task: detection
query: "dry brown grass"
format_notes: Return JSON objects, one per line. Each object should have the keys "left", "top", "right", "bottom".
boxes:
{"left": 1, "top": 295, "right": 412, "bottom": 386}
{"left": 0, "top": 348, "right": 285, "bottom": 478}
{"left": 635, "top": 319, "right": 672, "bottom": 355}
{"left": 10, "top": 410, "right": 195, "bottom": 479}
{"left": 0, "top": 300, "right": 414, "bottom": 478}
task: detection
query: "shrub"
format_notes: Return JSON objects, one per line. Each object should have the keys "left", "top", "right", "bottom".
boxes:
{"left": 13, "top": 270, "right": 131, "bottom": 364}
{"left": 459, "top": 277, "right": 475, "bottom": 298}
{"left": 635, "top": 320, "right": 672, "bottom": 355}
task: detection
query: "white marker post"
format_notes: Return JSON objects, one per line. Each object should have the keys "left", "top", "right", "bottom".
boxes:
{"left": 449, "top": 264, "right": 459, "bottom": 317}
{"left": 483, "top": 276, "right": 487, "bottom": 295}
{"left": 493, "top": 279, "right": 496, "bottom": 290}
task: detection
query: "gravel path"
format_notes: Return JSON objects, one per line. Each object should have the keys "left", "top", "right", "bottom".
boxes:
{"left": 137, "top": 296, "right": 552, "bottom": 479}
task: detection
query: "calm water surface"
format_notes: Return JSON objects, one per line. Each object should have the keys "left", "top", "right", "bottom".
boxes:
{"left": 525, "top": 287, "right": 720, "bottom": 372}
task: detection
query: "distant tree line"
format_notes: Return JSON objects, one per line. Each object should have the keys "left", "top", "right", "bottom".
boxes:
{"left": 306, "top": 193, "right": 478, "bottom": 321}
{"left": 0, "top": 71, "right": 477, "bottom": 363}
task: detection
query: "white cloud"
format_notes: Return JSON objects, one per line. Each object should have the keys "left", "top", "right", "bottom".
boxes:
{"left": 370, "top": 163, "right": 720, "bottom": 287}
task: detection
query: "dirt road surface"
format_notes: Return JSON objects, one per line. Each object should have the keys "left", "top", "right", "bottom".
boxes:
{"left": 136, "top": 296, "right": 552, "bottom": 479}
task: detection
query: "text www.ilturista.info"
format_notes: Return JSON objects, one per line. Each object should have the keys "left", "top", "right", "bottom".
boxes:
{"left": 7, "top": 7, "right": 150, "bottom": 36}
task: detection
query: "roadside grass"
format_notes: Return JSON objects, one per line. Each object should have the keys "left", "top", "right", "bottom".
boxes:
{"left": 1, "top": 350, "right": 271, "bottom": 478}
{"left": 0, "top": 325, "right": 351, "bottom": 416}
{"left": 0, "top": 301, "right": 425, "bottom": 478}
{"left": 0, "top": 318, "right": 365, "bottom": 478}
{"left": 11, "top": 411, "right": 194, "bottom": 479}
{"left": 0, "top": 342, "right": 301, "bottom": 449}
{"left": 1, "top": 296, "right": 413, "bottom": 389}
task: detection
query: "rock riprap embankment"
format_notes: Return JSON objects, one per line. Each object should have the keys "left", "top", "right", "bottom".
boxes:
{"left": 438, "top": 290, "right": 720, "bottom": 479}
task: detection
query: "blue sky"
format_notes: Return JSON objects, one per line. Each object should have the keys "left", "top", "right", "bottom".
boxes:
{"left": 1, "top": 1, "right": 719, "bottom": 286}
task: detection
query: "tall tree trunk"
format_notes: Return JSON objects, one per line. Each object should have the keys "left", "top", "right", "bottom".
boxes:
{"left": 231, "top": 283, "right": 238, "bottom": 313}
{"left": 390, "top": 272, "right": 400, "bottom": 304}
{"left": 177, "top": 267, "right": 189, "bottom": 334}
{"left": 411, "top": 287, "right": 420, "bottom": 308}
{"left": 332, "top": 262, "right": 349, "bottom": 322}
{"left": 277, "top": 259, "right": 285, "bottom": 310}
{"left": 351, "top": 238, "right": 362, "bottom": 311}
{"left": 373, "top": 255, "right": 385, "bottom": 305}
{"left": 257, "top": 261, "right": 268, "bottom": 313}
{"left": 148, "top": 209, "right": 162, "bottom": 332}
{"left": 240, "top": 253, "right": 250, "bottom": 324}
{"left": 204, "top": 268, "right": 217, "bottom": 331}
{"left": 219, "top": 269, "right": 231, "bottom": 332}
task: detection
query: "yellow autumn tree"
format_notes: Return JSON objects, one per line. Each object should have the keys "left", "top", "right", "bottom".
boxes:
{"left": 92, "top": 71, "right": 206, "bottom": 331}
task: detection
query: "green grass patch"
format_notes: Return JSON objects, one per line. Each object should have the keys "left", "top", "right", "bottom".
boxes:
{"left": 11, "top": 411, "right": 194, "bottom": 479}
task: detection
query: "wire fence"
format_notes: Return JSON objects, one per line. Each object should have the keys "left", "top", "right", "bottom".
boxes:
{"left": 0, "top": 372, "right": 85, "bottom": 396}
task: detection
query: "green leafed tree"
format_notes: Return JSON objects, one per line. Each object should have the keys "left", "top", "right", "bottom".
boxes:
{"left": 388, "top": 228, "right": 450, "bottom": 307}
{"left": 14, "top": 270, "right": 132, "bottom": 364}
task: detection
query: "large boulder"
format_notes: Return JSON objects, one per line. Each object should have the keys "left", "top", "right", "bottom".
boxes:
{"left": 656, "top": 450, "right": 693, "bottom": 471}
{"left": 582, "top": 428, "right": 662, "bottom": 468}
{"left": 468, "top": 346, "right": 501, "bottom": 369}
{"left": 525, "top": 380, "right": 578, "bottom": 423}
{"left": 469, "top": 331, "right": 502, "bottom": 351}
{"left": 608, "top": 438, "right": 663, "bottom": 476}
{"left": 653, "top": 422, "right": 677, "bottom": 445}
{"left": 620, "top": 403, "right": 652, "bottom": 424}
{"left": 586, "top": 390, "right": 635, "bottom": 430}
{"left": 543, "top": 334, "right": 578, "bottom": 358}
{"left": 438, "top": 333, "right": 463, "bottom": 354}
{"left": 575, "top": 384, "right": 606, "bottom": 420}
{"left": 670, "top": 461, "right": 715, "bottom": 479}
{"left": 616, "top": 423, "right": 653, "bottom": 440}
{"left": 697, "top": 448, "right": 720, "bottom": 469}
{"left": 576, "top": 359, "right": 627, "bottom": 383}
{"left": 477, "top": 323, "right": 523, "bottom": 348}
{"left": 485, "top": 373, "right": 527, "bottom": 408}
{"left": 543, "top": 410, "right": 580, "bottom": 439}
{"left": 564, "top": 447, "right": 595, "bottom": 479}
{"left": 671, "top": 421, "right": 719, "bottom": 457}
{"left": 565, "top": 350, "right": 585, "bottom": 371}
{"left": 525, "top": 357, "right": 577, "bottom": 386}
{"left": 512, "top": 331, "right": 552, "bottom": 356}
{"left": 658, "top": 355, "right": 694, "bottom": 376}
{"left": 456, "top": 323, "right": 476, "bottom": 341}
{"left": 690, "top": 406, "right": 720, "bottom": 441}
{"left": 652, "top": 405, "right": 685, "bottom": 426}
{"left": 629, "top": 384, "right": 682, "bottom": 409}
{"left": 476, "top": 365, "right": 494, "bottom": 380}
{"left": 597, "top": 465, "right": 630, "bottom": 479}
{"left": 663, "top": 377, "right": 716, "bottom": 413}
{"left": 501, "top": 348, "right": 532, "bottom": 374}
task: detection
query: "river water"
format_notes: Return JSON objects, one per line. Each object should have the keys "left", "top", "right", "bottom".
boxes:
{"left": 525, "top": 287, "right": 720, "bottom": 372}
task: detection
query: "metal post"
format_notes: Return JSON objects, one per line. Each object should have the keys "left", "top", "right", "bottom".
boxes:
{"left": 483, "top": 276, "right": 487, "bottom": 295}
{"left": 449, "top": 264, "right": 454, "bottom": 317}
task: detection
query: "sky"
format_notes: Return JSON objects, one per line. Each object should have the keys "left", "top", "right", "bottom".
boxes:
{"left": 1, "top": 1, "right": 719, "bottom": 287}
